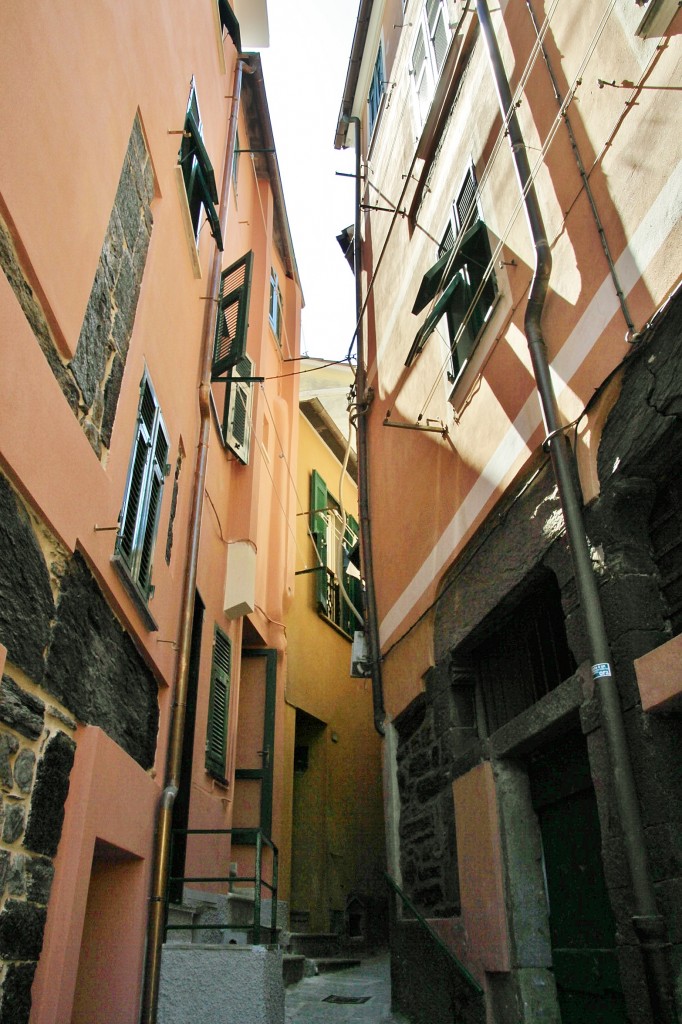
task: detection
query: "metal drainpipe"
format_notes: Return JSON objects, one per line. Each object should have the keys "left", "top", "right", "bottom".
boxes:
{"left": 475, "top": 3, "right": 677, "bottom": 1021}
{"left": 140, "top": 56, "right": 252, "bottom": 1024}
{"left": 346, "top": 114, "right": 385, "bottom": 736}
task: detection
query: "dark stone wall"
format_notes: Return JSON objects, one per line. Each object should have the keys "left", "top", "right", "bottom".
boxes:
{"left": 0, "top": 115, "right": 154, "bottom": 459}
{"left": 0, "top": 471, "right": 160, "bottom": 1022}
{"left": 0, "top": 475, "right": 159, "bottom": 769}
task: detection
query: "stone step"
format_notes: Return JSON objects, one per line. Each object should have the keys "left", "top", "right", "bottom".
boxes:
{"left": 282, "top": 954, "right": 306, "bottom": 986}
{"left": 308, "top": 957, "right": 363, "bottom": 976}
{"left": 287, "top": 931, "right": 342, "bottom": 958}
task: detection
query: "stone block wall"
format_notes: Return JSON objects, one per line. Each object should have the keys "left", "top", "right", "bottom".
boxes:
{"left": 0, "top": 470, "right": 160, "bottom": 1023}
{"left": 0, "top": 115, "right": 154, "bottom": 459}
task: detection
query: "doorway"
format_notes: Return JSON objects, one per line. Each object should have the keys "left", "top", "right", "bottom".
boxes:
{"left": 528, "top": 730, "right": 627, "bottom": 1023}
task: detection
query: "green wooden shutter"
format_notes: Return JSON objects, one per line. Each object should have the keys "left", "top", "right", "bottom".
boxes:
{"left": 206, "top": 628, "right": 231, "bottom": 780}
{"left": 137, "top": 424, "right": 169, "bottom": 599}
{"left": 310, "top": 471, "right": 328, "bottom": 612}
{"left": 213, "top": 252, "right": 253, "bottom": 378}
{"left": 117, "top": 377, "right": 156, "bottom": 573}
{"left": 184, "top": 109, "right": 218, "bottom": 203}
{"left": 218, "top": 0, "right": 242, "bottom": 50}
{"left": 225, "top": 354, "right": 254, "bottom": 463}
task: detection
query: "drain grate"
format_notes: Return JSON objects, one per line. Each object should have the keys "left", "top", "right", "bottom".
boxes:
{"left": 323, "top": 994, "right": 371, "bottom": 1005}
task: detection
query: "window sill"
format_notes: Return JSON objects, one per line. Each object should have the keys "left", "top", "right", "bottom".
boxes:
{"left": 318, "top": 610, "right": 354, "bottom": 642}
{"left": 175, "top": 165, "right": 202, "bottom": 280}
{"left": 111, "top": 553, "right": 159, "bottom": 632}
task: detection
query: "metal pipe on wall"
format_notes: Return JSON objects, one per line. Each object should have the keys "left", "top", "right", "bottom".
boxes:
{"left": 140, "top": 55, "right": 252, "bottom": 1024}
{"left": 345, "top": 114, "right": 386, "bottom": 736}
{"left": 475, "top": 2, "right": 677, "bottom": 1020}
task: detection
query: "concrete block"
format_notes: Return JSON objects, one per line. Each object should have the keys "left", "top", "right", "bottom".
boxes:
{"left": 158, "top": 944, "right": 284, "bottom": 1024}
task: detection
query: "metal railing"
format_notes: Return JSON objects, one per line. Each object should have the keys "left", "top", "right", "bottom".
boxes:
{"left": 166, "top": 827, "right": 278, "bottom": 945}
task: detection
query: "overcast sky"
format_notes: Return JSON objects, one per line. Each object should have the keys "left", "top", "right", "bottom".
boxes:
{"left": 257, "top": 0, "right": 360, "bottom": 362}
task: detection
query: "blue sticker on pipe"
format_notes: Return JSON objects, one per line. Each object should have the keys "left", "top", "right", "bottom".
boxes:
{"left": 592, "top": 662, "right": 612, "bottom": 679}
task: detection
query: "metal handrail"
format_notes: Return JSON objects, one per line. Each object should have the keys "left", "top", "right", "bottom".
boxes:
{"left": 166, "top": 827, "right": 278, "bottom": 945}
{"left": 384, "top": 872, "right": 483, "bottom": 996}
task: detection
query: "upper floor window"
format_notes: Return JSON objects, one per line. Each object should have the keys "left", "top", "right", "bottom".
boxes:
{"left": 410, "top": 0, "right": 451, "bottom": 129}
{"left": 212, "top": 251, "right": 255, "bottom": 464}
{"left": 310, "top": 470, "right": 362, "bottom": 638}
{"left": 407, "top": 166, "right": 496, "bottom": 381}
{"left": 368, "top": 42, "right": 385, "bottom": 139}
{"left": 114, "top": 372, "right": 170, "bottom": 614}
{"left": 178, "top": 80, "right": 223, "bottom": 254}
{"left": 269, "top": 267, "right": 283, "bottom": 344}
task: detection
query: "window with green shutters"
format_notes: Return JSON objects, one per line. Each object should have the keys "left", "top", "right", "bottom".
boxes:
{"left": 368, "top": 42, "right": 385, "bottom": 139}
{"left": 309, "top": 469, "right": 362, "bottom": 637}
{"left": 115, "top": 372, "right": 170, "bottom": 610}
{"left": 407, "top": 166, "right": 496, "bottom": 379}
{"left": 212, "top": 252, "right": 255, "bottom": 462}
{"left": 206, "top": 626, "right": 231, "bottom": 781}
{"left": 179, "top": 79, "right": 223, "bottom": 251}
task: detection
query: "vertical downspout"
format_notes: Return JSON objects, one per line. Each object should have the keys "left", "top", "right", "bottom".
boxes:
{"left": 140, "top": 56, "right": 251, "bottom": 1024}
{"left": 475, "top": 3, "right": 677, "bottom": 1021}
{"left": 346, "top": 114, "right": 385, "bottom": 736}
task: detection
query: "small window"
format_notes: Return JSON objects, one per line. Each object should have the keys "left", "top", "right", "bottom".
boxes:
{"left": 178, "top": 80, "right": 223, "bottom": 252}
{"left": 269, "top": 267, "right": 282, "bottom": 344}
{"left": 410, "top": 0, "right": 451, "bottom": 130}
{"left": 309, "top": 469, "right": 362, "bottom": 637}
{"left": 115, "top": 372, "right": 170, "bottom": 608}
{"left": 368, "top": 42, "right": 385, "bottom": 139}
{"left": 407, "top": 166, "right": 496, "bottom": 378}
{"left": 206, "top": 626, "right": 231, "bottom": 781}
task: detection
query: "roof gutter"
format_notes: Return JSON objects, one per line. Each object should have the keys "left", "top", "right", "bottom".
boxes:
{"left": 476, "top": 3, "right": 677, "bottom": 1020}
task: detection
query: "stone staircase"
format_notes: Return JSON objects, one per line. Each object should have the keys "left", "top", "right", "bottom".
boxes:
{"left": 166, "top": 893, "right": 364, "bottom": 988}
{"left": 282, "top": 931, "right": 362, "bottom": 986}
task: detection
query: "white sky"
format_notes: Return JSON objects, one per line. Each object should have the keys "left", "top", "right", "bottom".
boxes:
{"left": 257, "top": 0, "right": 360, "bottom": 362}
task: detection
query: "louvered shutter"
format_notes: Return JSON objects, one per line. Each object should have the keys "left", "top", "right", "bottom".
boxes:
{"left": 310, "top": 471, "right": 328, "bottom": 613}
{"left": 225, "top": 354, "right": 254, "bottom": 463}
{"left": 206, "top": 628, "right": 231, "bottom": 779}
{"left": 213, "top": 252, "right": 253, "bottom": 378}
{"left": 427, "top": 0, "right": 450, "bottom": 73}
{"left": 138, "top": 424, "right": 169, "bottom": 599}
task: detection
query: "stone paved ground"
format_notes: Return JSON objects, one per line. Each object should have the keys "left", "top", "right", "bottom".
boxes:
{"left": 284, "top": 954, "right": 409, "bottom": 1024}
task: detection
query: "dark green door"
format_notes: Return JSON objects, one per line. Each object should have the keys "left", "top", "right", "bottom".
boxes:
{"left": 233, "top": 648, "right": 277, "bottom": 840}
{"left": 528, "top": 730, "right": 627, "bottom": 1024}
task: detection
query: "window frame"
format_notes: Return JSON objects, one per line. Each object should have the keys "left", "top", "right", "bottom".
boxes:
{"left": 223, "top": 353, "right": 255, "bottom": 464}
{"left": 269, "top": 266, "right": 282, "bottom": 344}
{"left": 368, "top": 41, "right": 385, "bottom": 140}
{"left": 309, "top": 469, "right": 362, "bottom": 639}
{"left": 410, "top": 0, "right": 451, "bottom": 131}
{"left": 113, "top": 371, "right": 170, "bottom": 622}
{"left": 206, "top": 625, "right": 232, "bottom": 783}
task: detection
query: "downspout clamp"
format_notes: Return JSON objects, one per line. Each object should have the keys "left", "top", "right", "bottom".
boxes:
{"left": 140, "top": 56, "right": 253, "bottom": 1024}
{"left": 475, "top": 2, "right": 677, "bottom": 1020}
{"left": 344, "top": 114, "right": 386, "bottom": 736}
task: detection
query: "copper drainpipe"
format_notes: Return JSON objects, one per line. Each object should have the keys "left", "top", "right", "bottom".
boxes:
{"left": 140, "top": 55, "right": 252, "bottom": 1024}
{"left": 476, "top": 3, "right": 677, "bottom": 1020}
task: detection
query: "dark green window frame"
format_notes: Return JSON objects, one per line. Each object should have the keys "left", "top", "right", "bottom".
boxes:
{"left": 407, "top": 167, "right": 496, "bottom": 377}
{"left": 179, "top": 81, "right": 223, "bottom": 251}
{"left": 206, "top": 626, "right": 231, "bottom": 781}
{"left": 309, "top": 469, "right": 362, "bottom": 638}
{"left": 218, "top": 0, "right": 241, "bottom": 51}
{"left": 368, "top": 42, "right": 385, "bottom": 139}
{"left": 114, "top": 372, "right": 170, "bottom": 610}
{"left": 211, "top": 251, "right": 255, "bottom": 462}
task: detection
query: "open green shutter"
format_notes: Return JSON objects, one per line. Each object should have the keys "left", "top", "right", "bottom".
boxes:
{"left": 310, "top": 470, "right": 328, "bottom": 536}
{"left": 206, "top": 628, "right": 231, "bottom": 779}
{"left": 218, "top": 0, "right": 242, "bottom": 50}
{"left": 213, "top": 252, "right": 253, "bottom": 378}
{"left": 310, "top": 471, "right": 328, "bottom": 613}
{"left": 184, "top": 110, "right": 218, "bottom": 203}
